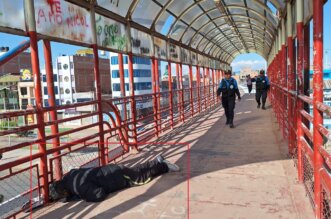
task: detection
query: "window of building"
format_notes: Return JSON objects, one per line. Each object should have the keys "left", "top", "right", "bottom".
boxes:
{"left": 43, "top": 87, "right": 48, "bottom": 95}
{"left": 71, "top": 75, "right": 75, "bottom": 82}
{"left": 59, "top": 75, "right": 63, "bottom": 82}
{"left": 42, "top": 75, "right": 47, "bottom": 82}
{"left": 63, "top": 64, "right": 69, "bottom": 70}
{"left": 123, "top": 56, "right": 128, "bottom": 64}
{"left": 65, "top": 88, "right": 70, "bottom": 94}
{"left": 111, "top": 56, "right": 129, "bottom": 65}
{"left": 64, "top": 76, "right": 69, "bottom": 82}
{"left": 70, "top": 62, "right": 73, "bottom": 69}
{"left": 20, "top": 87, "right": 27, "bottom": 95}
{"left": 54, "top": 86, "right": 59, "bottom": 95}
{"left": 111, "top": 56, "right": 119, "bottom": 65}
{"left": 44, "top": 99, "right": 60, "bottom": 107}
{"left": 66, "top": 100, "right": 71, "bottom": 105}
{"left": 134, "top": 82, "right": 152, "bottom": 91}
{"left": 57, "top": 62, "right": 62, "bottom": 70}
{"left": 44, "top": 100, "right": 49, "bottom": 107}
{"left": 21, "top": 99, "right": 28, "bottom": 109}
{"left": 132, "top": 56, "right": 151, "bottom": 65}
{"left": 111, "top": 70, "right": 129, "bottom": 78}
{"left": 112, "top": 83, "right": 129, "bottom": 91}
{"left": 53, "top": 74, "right": 58, "bottom": 82}
{"left": 60, "top": 88, "right": 64, "bottom": 94}
{"left": 134, "top": 69, "right": 151, "bottom": 77}
{"left": 77, "top": 98, "right": 93, "bottom": 102}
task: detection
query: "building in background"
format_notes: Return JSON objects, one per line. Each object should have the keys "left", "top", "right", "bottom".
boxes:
{"left": 110, "top": 53, "right": 160, "bottom": 116}
{"left": 42, "top": 49, "right": 111, "bottom": 108}
{"left": 0, "top": 47, "right": 31, "bottom": 77}
{"left": 0, "top": 74, "right": 20, "bottom": 110}
{"left": 17, "top": 68, "right": 35, "bottom": 110}
{"left": 239, "top": 67, "right": 258, "bottom": 82}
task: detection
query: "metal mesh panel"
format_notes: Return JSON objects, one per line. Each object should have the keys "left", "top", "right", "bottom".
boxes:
{"left": 302, "top": 152, "right": 315, "bottom": 207}
{"left": 322, "top": 188, "right": 331, "bottom": 219}
{"left": 135, "top": 95, "right": 154, "bottom": 119}
{"left": 0, "top": 166, "right": 40, "bottom": 218}
{"left": 51, "top": 143, "right": 100, "bottom": 179}
{"left": 291, "top": 146, "right": 298, "bottom": 167}
{"left": 107, "top": 145, "right": 125, "bottom": 162}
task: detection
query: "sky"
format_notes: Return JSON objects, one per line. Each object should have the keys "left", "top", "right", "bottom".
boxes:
{"left": 0, "top": 2, "right": 330, "bottom": 74}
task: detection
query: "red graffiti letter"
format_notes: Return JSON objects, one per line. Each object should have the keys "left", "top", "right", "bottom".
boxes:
{"left": 37, "top": 9, "right": 46, "bottom": 24}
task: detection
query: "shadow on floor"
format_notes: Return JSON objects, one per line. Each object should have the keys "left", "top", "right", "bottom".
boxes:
{"left": 33, "top": 96, "right": 293, "bottom": 219}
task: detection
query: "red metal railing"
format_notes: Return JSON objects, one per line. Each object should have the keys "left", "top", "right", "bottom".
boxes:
{"left": 268, "top": 1, "right": 329, "bottom": 218}
{"left": 0, "top": 77, "right": 220, "bottom": 219}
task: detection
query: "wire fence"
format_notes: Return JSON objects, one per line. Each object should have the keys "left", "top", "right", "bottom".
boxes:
{"left": 0, "top": 165, "right": 40, "bottom": 218}
{"left": 302, "top": 152, "right": 315, "bottom": 208}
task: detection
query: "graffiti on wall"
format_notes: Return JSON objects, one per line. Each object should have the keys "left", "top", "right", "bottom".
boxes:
{"left": 96, "top": 14, "right": 128, "bottom": 51}
{"left": 154, "top": 37, "right": 167, "bottom": 60}
{"left": 97, "top": 0, "right": 133, "bottom": 17}
{"left": 191, "top": 52, "right": 197, "bottom": 66}
{"left": 131, "top": 28, "right": 152, "bottom": 56}
{"left": 169, "top": 43, "right": 180, "bottom": 62}
{"left": 35, "top": 0, "right": 92, "bottom": 43}
{"left": 181, "top": 48, "right": 190, "bottom": 64}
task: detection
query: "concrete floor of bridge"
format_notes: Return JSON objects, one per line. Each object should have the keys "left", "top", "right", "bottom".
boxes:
{"left": 27, "top": 94, "right": 313, "bottom": 219}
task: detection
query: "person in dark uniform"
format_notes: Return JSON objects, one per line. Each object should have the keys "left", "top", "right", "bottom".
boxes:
{"left": 49, "top": 155, "right": 179, "bottom": 202}
{"left": 254, "top": 70, "right": 270, "bottom": 110}
{"left": 246, "top": 75, "right": 253, "bottom": 94}
{"left": 217, "top": 70, "right": 241, "bottom": 128}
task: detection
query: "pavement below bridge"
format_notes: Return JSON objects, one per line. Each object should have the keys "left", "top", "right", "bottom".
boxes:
{"left": 28, "top": 94, "right": 313, "bottom": 219}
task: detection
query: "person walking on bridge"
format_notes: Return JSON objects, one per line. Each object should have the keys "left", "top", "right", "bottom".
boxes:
{"left": 217, "top": 70, "right": 241, "bottom": 128}
{"left": 254, "top": 70, "right": 270, "bottom": 110}
{"left": 246, "top": 75, "right": 253, "bottom": 94}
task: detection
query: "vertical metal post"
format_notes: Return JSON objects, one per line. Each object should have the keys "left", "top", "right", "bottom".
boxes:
{"left": 90, "top": 6, "right": 107, "bottom": 160}
{"left": 168, "top": 61, "right": 174, "bottom": 128}
{"left": 287, "top": 3, "right": 295, "bottom": 155}
{"left": 296, "top": 0, "right": 304, "bottom": 182}
{"left": 179, "top": 63, "right": 184, "bottom": 122}
{"left": 128, "top": 52, "right": 137, "bottom": 150}
{"left": 25, "top": 0, "right": 48, "bottom": 201}
{"left": 43, "top": 40, "right": 62, "bottom": 180}
{"left": 313, "top": 0, "right": 324, "bottom": 217}
{"left": 196, "top": 66, "right": 201, "bottom": 113}
{"left": 207, "top": 68, "right": 211, "bottom": 109}
{"left": 118, "top": 54, "right": 129, "bottom": 150}
{"left": 203, "top": 67, "right": 206, "bottom": 111}
{"left": 281, "top": 19, "right": 287, "bottom": 140}
{"left": 211, "top": 69, "right": 216, "bottom": 105}
{"left": 304, "top": 24, "right": 311, "bottom": 115}
{"left": 176, "top": 64, "right": 181, "bottom": 122}
{"left": 151, "top": 57, "right": 159, "bottom": 137}
{"left": 118, "top": 54, "right": 127, "bottom": 121}
{"left": 189, "top": 65, "right": 194, "bottom": 117}
{"left": 154, "top": 58, "right": 161, "bottom": 132}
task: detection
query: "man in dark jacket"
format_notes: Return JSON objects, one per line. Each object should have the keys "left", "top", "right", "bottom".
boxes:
{"left": 254, "top": 70, "right": 270, "bottom": 110}
{"left": 217, "top": 70, "right": 241, "bottom": 128}
{"left": 49, "top": 155, "right": 179, "bottom": 202}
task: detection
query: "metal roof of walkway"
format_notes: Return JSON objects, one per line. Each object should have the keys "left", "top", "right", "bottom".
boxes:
{"left": 29, "top": 94, "right": 313, "bottom": 219}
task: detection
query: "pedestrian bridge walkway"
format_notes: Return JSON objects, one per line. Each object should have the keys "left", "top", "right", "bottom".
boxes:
{"left": 28, "top": 94, "right": 313, "bottom": 219}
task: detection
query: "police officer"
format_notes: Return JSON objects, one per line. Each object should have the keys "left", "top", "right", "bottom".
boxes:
{"left": 217, "top": 70, "right": 241, "bottom": 128}
{"left": 254, "top": 70, "right": 270, "bottom": 110}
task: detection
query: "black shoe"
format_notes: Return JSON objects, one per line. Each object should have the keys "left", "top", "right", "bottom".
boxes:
{"left": 262, "top": 105, "right": 266, "bottom": 110}
{"left": 229, "top": 123, "right": 234, "bottom": 128}
{"left": 257, "top": 104, "right": 261, "bottom": 109}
